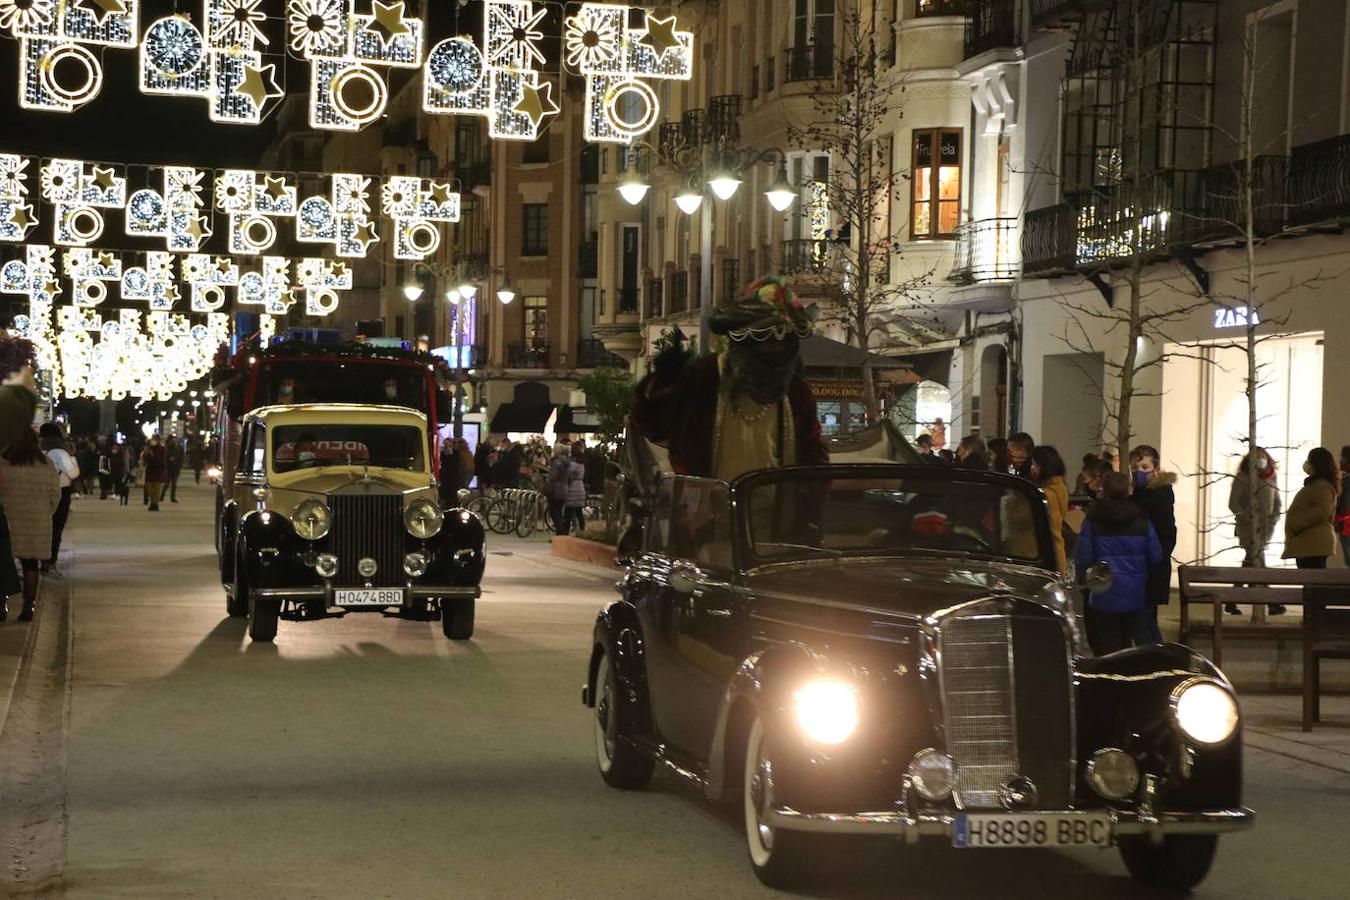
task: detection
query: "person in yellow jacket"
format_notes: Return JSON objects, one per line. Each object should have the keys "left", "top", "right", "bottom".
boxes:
{"left": 1033, "top": 445, "right": 1070, "bottom": 576}
{"left": 1283, "top": 447, "right": 1340, "bottom": 569}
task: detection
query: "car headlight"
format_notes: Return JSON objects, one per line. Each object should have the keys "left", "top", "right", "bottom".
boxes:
{"left": 290, "top": 499, "right": 331, "bottom": 540}
{"left": 404, "top": 499, "right": 444, "bottom": 539}
{"left": 1170, "top": 678, "right": 1239, "bottom": 747}
{"left": 793, "top": 679, "right": 858, "bottom": 745}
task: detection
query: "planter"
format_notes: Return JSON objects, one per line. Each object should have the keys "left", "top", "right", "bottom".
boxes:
{"left": 551, "top": 535, "right": 619, "bottom": 569}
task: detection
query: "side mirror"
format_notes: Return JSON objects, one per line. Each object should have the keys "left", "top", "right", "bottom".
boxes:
{"left": 1084, "top": 562, "right": 1114, "bottom": 595}
{"left": 456, "top": 487, "right": 471, "bottom": 507}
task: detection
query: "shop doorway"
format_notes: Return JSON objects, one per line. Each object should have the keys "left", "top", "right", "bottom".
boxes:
{"left": 1163, "top": 333, "right": 1323, "bottom": 567}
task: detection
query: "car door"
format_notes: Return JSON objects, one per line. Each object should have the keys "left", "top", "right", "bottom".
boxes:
{"left": 635, "top": 477, "right": 745, "bottom": 760}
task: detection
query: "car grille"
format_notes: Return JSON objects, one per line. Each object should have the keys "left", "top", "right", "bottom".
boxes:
{"left": 328, "top": 493, "right": 403, "bottom": 586}
{"left": 938, "top": 607, "right": 1074, "bottom": 809}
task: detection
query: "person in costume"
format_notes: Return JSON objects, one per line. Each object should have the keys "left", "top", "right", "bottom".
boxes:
{"left": 630, "top": 276, "right": 828, "bottom": 481}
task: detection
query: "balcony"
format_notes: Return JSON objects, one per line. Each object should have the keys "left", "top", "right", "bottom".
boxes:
{"left": 1289, "top": 134, "right": 1350, "bottom": 227}
{"left": 707, "top": 95, "right": 743, "bottom": 145}
{"left": 577, "top": 337, "right": 626, "bottom": 369}
{"left": 455, "top": 160, "right": 491, "bottom": 190}
{"left": 916, "top": 0, "right": 964, "bottom": 15}
{"left": 965, "top": 0, "right": 1019, "bottom": 58}
{"left": 670, "top": 271, "right": 689, "bottom": 313}
{"left": 658, "top": 121, "right": 685, "bottom": 156}
{"left": 1029, "top": 0, "right": 1109, "bottom": 28}
{"left": 1074, "top": 171, "right": 1205, "bottom": 265}
{"left": 618, "top": 286, "right": 639, "bottom": 314}
{"left": 457, "top": 252, "right": 489, "bottom": 280}
{"left": 681, "top": 108, "right": 705, "bottom": 146}
{"left": 647, "top": 278, "right": 663, "bottom": 318}
{"left": 782, "top": 239, "right": 832, "bottom": 275}
{"left": 579, "top": 145, "right": 599, "bottom": 185}
{"left": 578, "top": 239, "right": 597, "bottom": 279}
{"left": 782, "top": 45, "right": 834, "bottom": 83}
{"left": 950, "top": 217, "right": 1018, "bottom": 283}
{"left": 506, "top": 341, "right": 550, "bottom": 369}
{"left": 1198, "top": 156, "right": 1288, "bottom": 240}
{"left": 1020, "top": 203, "right": 1077, "bottom": 275}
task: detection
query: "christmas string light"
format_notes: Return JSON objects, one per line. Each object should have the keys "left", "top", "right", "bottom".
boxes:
{"left": 296, "top": 173, "right": 378, "bottom": 257}
{"left": 120, "top": 250, "right": 180, "bottom": 310}
{"left": 62, "top": 247, "right": 122, "bottom": 307}
{"left": 40, "top": 158, "right": 128, "bottom": 247}
{"left": 294, "top": 256, "right": 352, "bottom": 315}
{"left": 125, "top": 165, "right": 211, "bottom": 251}
{"left": 564, "top": 3, "right": 693, "bottom": 143}
{"left": 380, "top": 175, "right": 459, "bottom": 260}
{"left": 214, "top": 168, "right": 297, "bottom": 255}
{"left": 10, "top": 0, "right": 140, "bottom": 112}
{"left": 422, "top": 0, "right": 558, "bottom": 141}
{"left": 0, "top": 154, "right": 36, "bottom": 243}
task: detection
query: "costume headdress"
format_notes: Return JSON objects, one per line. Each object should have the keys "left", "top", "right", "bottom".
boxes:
{"left": 708, "top": 276, "right": 814, "bottom": 342}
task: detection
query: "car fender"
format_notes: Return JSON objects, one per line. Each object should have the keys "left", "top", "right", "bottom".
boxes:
{"left": 238, "top": 509, "right": 293, "bottom": 587}
{"left": 219, "top": 501, "right": 240, "bottom": 579}
{"left": 434, "top": 506, "right": 487, "bottom": 585}
{"left": 586, "top": 602, "right": 652, "bottom": 738}
{"left": 704, "top": 643, "right": 818, "bottom": 802}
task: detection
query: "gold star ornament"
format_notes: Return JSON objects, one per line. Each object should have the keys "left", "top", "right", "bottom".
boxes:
{"left": 92, "top": 166, "right": 118, "bottom": 192}
{"left": 513, "top": 81, "right": 559, "bottom": 130}
{"left": 353, "top": 221, "right": 378, "bottom": 248}
{"left": 428, "top": 183, "right": 454, "bottom": 206}
{"left": 263, "top": 175, "right": 289, "bottom": 202}
{"left": 184, "top": 215, "right": 211, "bottom": 242}
{"left": 216, "top": 257, "right": 234, "bottom": 275}
{"left": 7, "top": 205, "right": 34, "bottom": 232}
{"left": 78, "top": 0, "right": 128, "bottom": 26}
{"left": 235, "top": 63, "right": 282, "bottom": 111}
{"left": 97, "top": 251, "right": 116, "bottom": 269}
{"left": 369, "top": 0, "right": 411, "bottom": 43}
{"left": 41, "top": 279, "right": 62, "bottom": 298}
{"left": 640, "top": 15, "right": 681, "bottom": 57}
{"left": 331, "top": 261, "right": 348, "bottom": 279}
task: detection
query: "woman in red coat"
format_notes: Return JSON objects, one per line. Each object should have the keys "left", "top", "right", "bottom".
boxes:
{"left": 141, "top": 434, "right": 169, "bottom": 512}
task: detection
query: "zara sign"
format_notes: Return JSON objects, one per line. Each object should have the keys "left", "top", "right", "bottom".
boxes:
{"left": 1213, "top": 306, "right": 1261, "bottom": 328}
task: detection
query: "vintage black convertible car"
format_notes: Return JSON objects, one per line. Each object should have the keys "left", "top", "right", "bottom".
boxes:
{"left": 583, "top": 464, "right": 1252, "bottom": 889}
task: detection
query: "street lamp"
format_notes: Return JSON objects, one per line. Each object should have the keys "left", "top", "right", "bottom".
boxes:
{"left": 765, "top": 163, "right": 797, "bottom": 212}
{"left": 618, "top": 159, "right": 651, "bottom": 206}
{"left": 674, "top": 187, "right": 704, "bottom": 215}
{"left": 707, "top": 169, "right": 743, "bottom": 201}
{"left": 496, "top": 283, "right": 516, "bottom": 304}
{"left": 445, "top": 287, "right": 461, "bottom": 304}
{"left": 402, "top": 282, "right": 424, "bottom": 301}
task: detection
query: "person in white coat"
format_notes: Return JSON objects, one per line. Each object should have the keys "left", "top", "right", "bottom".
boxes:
{"left": 38, "top": 422, "right": 78, "bottom": 577}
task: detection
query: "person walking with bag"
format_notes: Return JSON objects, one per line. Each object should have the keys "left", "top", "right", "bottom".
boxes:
{"left": 1283, "top": 447, "right": 1339, "bottom": 571}
{"left": 39, "top": 422, "right": 77, "bottom": 577}
{"left": 1075, "top": 472, "right": 1164, "bottom": 655}
{"left": 0, "top": 429, "right": 59, "bottom": 621}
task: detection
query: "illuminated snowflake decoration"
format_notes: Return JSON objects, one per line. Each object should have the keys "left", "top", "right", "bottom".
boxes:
{"left": 1, "top": 245, "right": 61, "bottom": 388}
{"left": 120, "top": 251, "right": 179, "bottom": 310}
{"left": 296, "top": 174, "right": 378, "bottom": 257}
{"left": 286, "top": 0, "right": 343, "bottom": 54}
{"left": 293, "top": 257, "right": 352, "bottom": 316}
{"left": 62, "top": 247, "right": 122, "bottom": 308}
{"left": 11, "top": 0, "right": 139, "bottom": 112}
{"left": 39, "top": 158, "right": 127, "bottom": 247}
{"left": 125, "top": 166, "right": 211, "bottom": 251}
{"left": 564, "top": 3, "right": 693, "bottom": 143}
{"left": 140, "top": 0, "right": 279, "bottom": 125}
{"left": 423, "top": 0, "right": 558, "bottom": 141}
{"left": 288, "top": 0, "right": 423, "bottom": 132}
{"left": 214, "top": 169, "right": 297, "bottom": 254}
{"left": 0, "top": 153, "right": 36, "bottom": 242}
{"left": 380, "top": 176, "right": 460, "bottom": 260}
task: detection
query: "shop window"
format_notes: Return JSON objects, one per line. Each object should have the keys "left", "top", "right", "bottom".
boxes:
{"left": 911, "top": 128, "right": 961, "bottom": 239}
{"left": 523, "top": 295, "right": 548, "bottom": 345}
{"left": 522, "top": 204, "right": 548, "bottom": 255}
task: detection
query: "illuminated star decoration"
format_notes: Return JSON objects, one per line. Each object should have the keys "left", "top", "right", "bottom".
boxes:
{"left": 92, "top": 165, "right": 118, "bottom": 191}
{"left": 381, "top": 175, "right": 460, "bottom": 260}
{"left": 565, "top": 3, "right": 694, "bottom": 143}
{"left": 125, "top": 166, "right": 211, "bottom": 251}
{"left": 235, "top": 63, "right": 282, "bottom": 110}
{"left": 368, "top": 0, "right": 411, "bottom": 43}
{"left": 215, "top": 169, "right": 297, "bottom": 254}
{"left": 7, "top": 205, "right": 34, "bottom": 233}
{"left": 296, "top": 174, "right": 378, "bottom": 257}
{"left": 514, "top": 80, "right": 558, "bottom": 129}
{"left": 486, "top": 0, "right": 547, "bottom": 69}
{"left": 78, "top": 0, "right": 128, "bottom": 26}
{"left": 0, "top": 153, "right": 35, "bottom": 242}
{"left": 219, "top": 0, "right": 268, "bottom": 47}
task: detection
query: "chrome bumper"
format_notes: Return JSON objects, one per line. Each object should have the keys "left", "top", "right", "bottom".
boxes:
{"left": 251, "top": 585, "right": 480, "bottom": 603}
{"left": 764, "top": 807, "right": 1254, "bottom": 843}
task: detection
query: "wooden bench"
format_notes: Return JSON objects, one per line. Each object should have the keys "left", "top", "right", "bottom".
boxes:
{"left": 1178, "top": 566, "right": 1350, "bottom": 730}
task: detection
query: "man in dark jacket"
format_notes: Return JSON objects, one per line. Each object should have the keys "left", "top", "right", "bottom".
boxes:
{"left": 1128, "top": 444, "right": 1177, "bottom": 640}
{"left": 1075, "top": 471, "right": 1164, "bottom": 655}
{"left": 0, "top": 365, "right": 36, "bottom": 452}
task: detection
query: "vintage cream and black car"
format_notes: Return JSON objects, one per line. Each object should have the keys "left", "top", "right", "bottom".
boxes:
{"left": 584, "top": 465, "right": 1252, "bottom": 890}
{"left": 218, "top": 404, "right": 484, "bottom": 642}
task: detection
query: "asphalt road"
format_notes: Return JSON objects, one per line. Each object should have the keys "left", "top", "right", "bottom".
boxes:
{"left": 21, "top": 479, "right": 1349, "bottom": 898}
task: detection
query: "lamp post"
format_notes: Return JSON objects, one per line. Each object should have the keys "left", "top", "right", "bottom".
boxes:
{"left": 618, "top": 140, "right": 797, "bottom": 352}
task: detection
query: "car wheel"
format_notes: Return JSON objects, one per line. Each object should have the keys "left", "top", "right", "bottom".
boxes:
{"left": 744, "top": 717, "right": 817, "bottom": 889}
{"left": 593, "top": 645, "right": 654, "bottom": 790}
{"left": 226, "top": 546, "right": 248, "bottom": 618}
{"left": 1118, "top": 834, "right": 1218, "bottom": 890}
{"left": 247, "top": 595, "right": 280, "bottom": 642}
{"left": 442, "top": 598, "right": 475, "bottom": 640}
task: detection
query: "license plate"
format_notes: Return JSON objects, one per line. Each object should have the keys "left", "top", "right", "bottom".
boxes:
{"left": 334, "top": 588, "right": 404, "bottom": 607}
{"left": 953, "top": 813, "right": 1111, "bottom": 848}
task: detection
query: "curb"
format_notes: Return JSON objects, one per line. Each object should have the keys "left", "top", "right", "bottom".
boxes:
{"left": 0, "top": 579, "right": 47, "bottom": 737}
{"left": 550, "top": 535, "right": 619, "bottom": 569}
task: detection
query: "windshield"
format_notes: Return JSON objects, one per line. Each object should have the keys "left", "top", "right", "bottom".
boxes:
{"left": 272, "top": 424, "right": 426, "bottom": 473}
{"left": 745, "top": 472, "right": 1046, "bottom": 564}
{"left": 255, "top": 360, "right": 430, "bottom": 411}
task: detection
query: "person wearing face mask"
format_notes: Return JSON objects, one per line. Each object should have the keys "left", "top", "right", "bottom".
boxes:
{"left": 381, "top": 378, "right": 401, "bottom": 404}
{"left": 1128, "top": 445, "right": 1176, "bottom": 644}
{"left": 294, "top": 435, "right": 318, "bottom": 467}
{"left": 1006, "top": 433, "right": 1035, "bottom": 479}
{"left": 1226, "top": 448, "right": 1283, "bottom": 615}
{"left": 1282, "top": 447, "right": 1339, "bottom": 572}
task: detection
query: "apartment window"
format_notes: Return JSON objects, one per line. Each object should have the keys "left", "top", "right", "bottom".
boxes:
{"left": 911, "top": 128, "right": 961, "bottom": 239}
{"left": 523, "top": 296, "right": 548, "bottom": 344}
{"left": 522, "top": 203, "right": 548, "bottom": 255}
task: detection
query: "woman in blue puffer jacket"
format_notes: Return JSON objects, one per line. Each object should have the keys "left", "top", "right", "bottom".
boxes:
{"left": 562, "top": 443, "right": 589, "bottom": 535}
{"left": 1075, "top": 471, "right": 1164, "bottom": 655}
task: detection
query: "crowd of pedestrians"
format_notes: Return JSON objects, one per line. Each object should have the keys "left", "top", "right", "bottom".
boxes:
{"left": 917, "top": 423, "right": 1350, "bottom": 655}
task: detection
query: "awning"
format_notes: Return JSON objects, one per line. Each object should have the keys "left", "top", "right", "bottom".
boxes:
{"left": 489, "top": 402, "right": 554, "bottom": 434}
{"left": 800, "top": 335, "right": 912, "bottom": 371}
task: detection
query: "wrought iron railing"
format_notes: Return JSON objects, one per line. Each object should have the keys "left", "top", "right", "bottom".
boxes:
{"left": 646, "top": 278, "right": 663, "bottom": 318}
{"left": 577, "top": 338, "right": 626, "bottom": 369}
{"left": 1020, "top": 203, "right": 1077, "bottom": 274}
{"left": 1198, "top": 156, "right": 1288, "bottom": 239}
{"left": 1289, "top": 134, "right": 1350, "bottom": 227}
{"left": 506, "top": 341, "right": 550, "bottom": 369}
{"left": 916, "top": 0, "right": 964, "bottom": 16}
{"left": 706, "top": 95, "right": 743, "bottom": 145}
{"left": 782, "top": 239, "right": 831, "bottom": 274}
{"left": 783, "top": 45, "right": 834, "bottom": 83}
{"left": 1029, "top": 0, "right": 1108, "bottom": 26}
{"left": 669, "top": 271, "right": 688, "bottom": 313}
{"left": 965, "top": 0, "right": 1018, "bottom": 58}
{"left": 1073, "top": 170, "right": 1205, "bottom": 264}
{"left": 950, "top": 217, "right": 1018, "bottom": 283}
{"left": 618, "top": 286, "right": 639, "bottom": 314}
{"left": 457, "top": 252, "right": 489, "bottom": 280}
{"left": 681, "top": 108, "right": 705, "bottom": 146}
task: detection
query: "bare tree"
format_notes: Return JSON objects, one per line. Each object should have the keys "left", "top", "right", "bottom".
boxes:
{"left": 785, "top": 7, "right": 933, "bottom": 419}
